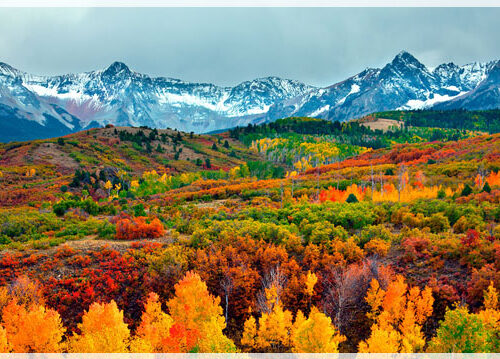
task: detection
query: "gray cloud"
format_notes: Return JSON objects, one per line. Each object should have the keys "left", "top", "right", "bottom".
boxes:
{"left": 0, "top": 8, "right": 498, "bottom": 87}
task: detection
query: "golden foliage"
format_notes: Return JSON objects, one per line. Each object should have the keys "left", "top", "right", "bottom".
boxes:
{"left": 134, "top": 292, "right": 173, "bottom": 352}
{"left": 359, "top": 275, "right": 433, "bottom": 353}
{"left": 2, "top": 300, "right": 65, "bottom": 353}
{"left": 305, "top": 271, "right": 318, "bottom": 297}
{"left": 69, "top": 301, "right": 130, "bottom": 353}
{"left": 292, "top": 307, "right": 345, "bottom": 353}
{"left": 166, "top": 271, "right": 235, "bottom": 352}
{"left": 0, "top": 325, "right": 10, "bottom": 353}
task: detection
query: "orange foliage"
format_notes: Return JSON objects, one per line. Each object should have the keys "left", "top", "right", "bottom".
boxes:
{"left": 134, "top": 292, "right": 173, "bottom": 352}
{"left": 115, "top": 217, "right": 164, "bottom": 240}
{"left": 319, "top": 184, "right": 366, "bottom": 203}
{"left": 0, "top": 325, "right": 9, "bottom": 353}
{"left": 486, "top": 171, "right": 500, "bottom": 187}
{"left": 166, "top": 271, "right": 235, "bottom": 352}
{"left": 1, "top": 300, "right": 65, "bottom": 353}
{"left": 359, "top": 275, "right": 434, "bottom": 353}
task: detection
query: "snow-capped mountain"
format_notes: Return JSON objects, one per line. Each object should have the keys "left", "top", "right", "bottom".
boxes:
{"left": 0, "top": 61, "right": 314, "bottom": 141}
{"left": 0, "top": 51, "right": 499, "bottom": 141}
{"left": 261, "top": 51, "right": 499, "bottom": 122}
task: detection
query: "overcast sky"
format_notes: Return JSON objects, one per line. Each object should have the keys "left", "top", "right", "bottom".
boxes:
{"left": 0, "top": 8, "right": 498, "bottom": 87}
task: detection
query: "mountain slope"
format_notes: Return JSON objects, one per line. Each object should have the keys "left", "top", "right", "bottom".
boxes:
{"left": 0, "top": 51, "right": 499, "bottom": 142}
{"left": 0, "top": 62, "right": 314, "bottom": 140}
{"left": 262, "top": 51, "right": 499, "bottom": 122}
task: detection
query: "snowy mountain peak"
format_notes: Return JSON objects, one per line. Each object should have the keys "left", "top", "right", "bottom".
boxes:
{"left": 0, "top": 51, "right": 499, "bottom": 142}
{"left": 0, "top": 62, "right": 22, "bottom": 77}
{"left": 102, "top": 61, "right": 132, "bottom": 78}
{"left": 391, "top": 51, "right": 425, "bottom": 68}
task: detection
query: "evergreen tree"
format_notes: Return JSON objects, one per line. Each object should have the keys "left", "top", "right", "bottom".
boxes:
{"left": 461, "top": 184, "right": 473, "bottom": 197}
{"left": 482, "top": 181, "right": 491, "bottom": 193}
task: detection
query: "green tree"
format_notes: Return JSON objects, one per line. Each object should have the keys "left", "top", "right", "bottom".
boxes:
{"left": 461, "top": 184, "right": 473, "bottom": 197}
{"left": 346, "top": 193, "right": 359, "bottom": 203}
{"left": 428, "top": 306, "right": 493, "bottom": 353}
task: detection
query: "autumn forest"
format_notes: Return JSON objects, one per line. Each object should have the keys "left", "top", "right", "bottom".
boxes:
{"left": 0, "top": 113, "right": 499, "bottom": 353}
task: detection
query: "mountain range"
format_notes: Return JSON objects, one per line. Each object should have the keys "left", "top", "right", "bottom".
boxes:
{"left": 0, "top": 51, "right": 499, "bottom": 142}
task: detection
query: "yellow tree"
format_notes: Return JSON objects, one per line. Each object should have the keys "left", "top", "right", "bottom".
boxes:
{"left": 304, "top": 271, "right": 318, "bottom": 297}
{"left": 104, "top": 180, "right": 113, "bottom": 196}
{"left": 241, "top": 285, "right": 294, "bottom": 352}
{"left": 0, "top": 325, "right": 11, "bottom": 353}
{"left": 359, "top": 275, "right": 433, "bottom": 353}
{"left": 69, "top": 301, "right": 130, "bottom": 353}
{"left": 132, "top": 292, "right": 173, "bottom": 352}
{"left": 477, "top": 282, "right": 500, "bottom": 345}
{"left": 1, "top": 301, "right": 65, "bottom": 353}
{"left": 166, "top": 271, "right": 235, "bottom": 352}
{"left": 292, "top": 307, "right": 345, "bottom": 353}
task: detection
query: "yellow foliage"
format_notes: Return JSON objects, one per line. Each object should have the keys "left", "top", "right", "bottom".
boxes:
{"left": 358, "top": 324, "right": 400, "bottom": 353}
{"left": 104, "top": 180, "right": 113, "bottom": 190}
{"left": 360, "top": 275, "right": 434, "bottom": 353}
{"left": 135, "top": 292, "right": 173, "bottom": 352}
{"left": 0, "top": 325, "right": 9, "bottom": 353}
{"left": 292, "top": 307, "right": 345, "bottom": 353}
{"left": 69, "top": 301, "right": 130, "bottom": 353}
{"left": 166, "top": 271, "right": 235, "bottom": 352}
{"left": 241, "top": 315, "right": 257, "bottom": 348}
{"left": 2, "top": 301, "right": 65, "bottom": 353}
{"left": 130, "top": 180, "right": 139, "bottom": 189}
{"left": 229, "top": 166, "right": 241, "bottom": 179}
{"left": 483, "top": 282, "right": 499, "bottom": 311}
{"left": 254, "top": 304, "right": 294, "bottom": 350}
{"left": 305, "top": 271, "right": 318, "bottom": 297}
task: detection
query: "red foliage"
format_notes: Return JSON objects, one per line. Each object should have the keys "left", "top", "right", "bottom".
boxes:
{"left": 115, "top": 217, "right": 164, "bottom": 240}
{"left": 460, "top": 229, "right": 481, "bottom": 248}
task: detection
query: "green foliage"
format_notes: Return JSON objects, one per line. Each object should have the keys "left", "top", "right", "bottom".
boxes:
{"left": 374, "top": 109, "right": 500, "bottom": 133}
{"left": 428, "top": 306, "right": 495, "bottom": 353}
{"left": 133, "top": 203, "right": 147, "bottom": 217}
{"left": 346, "top": 194, "right": 359, "bottom": 203}
{"left": 52, "top": 198, "right": 115, "bottom": 217}
{"left": 461, "top": 184, "right": 473, "bottom": 197}
{"left": 358, "top": 224, "right": 393, "bottom": 247}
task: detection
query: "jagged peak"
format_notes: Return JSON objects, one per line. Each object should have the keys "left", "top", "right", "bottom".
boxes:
{"left": 391, "top": 50, "right": 423, "bottom": 67}
{"left": 102, "top": 61, "right": 132, "bottom": 77}
{"left": 0, "top": 62, "right": 22, "bottom": 76}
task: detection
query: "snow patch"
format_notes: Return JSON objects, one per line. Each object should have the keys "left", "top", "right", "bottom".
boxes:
{"left": 397, "top": 92, "right": 468, "bottom": 110}
{"left": 444, "top": 85, "right": 460, "bottom": 92}
{"left": 309, "top": 105, "right": 330, "bottom": 117}
{"left": 337, "top": 83, "right": 360, "bottom": 105}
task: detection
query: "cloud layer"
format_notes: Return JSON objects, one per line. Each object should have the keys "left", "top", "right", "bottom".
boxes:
{"left": 0, "top": 8, "right": 499, "bottom": 87}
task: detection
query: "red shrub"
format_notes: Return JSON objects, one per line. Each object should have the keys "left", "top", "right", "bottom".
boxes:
{"left": 115, "top": 217, "right": 164, "bottom": 240}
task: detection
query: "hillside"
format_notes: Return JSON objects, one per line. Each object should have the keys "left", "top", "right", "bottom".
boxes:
{"left": 0, "top": 117, "right": 499, "bottom": 353}
{"left": 0, "top": 125, "right": 265, "bottom": 206}
{"left": 360, "top": 109, "right": 500, "bottom": 133}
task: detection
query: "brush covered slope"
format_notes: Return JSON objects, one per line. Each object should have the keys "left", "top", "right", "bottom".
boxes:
{"left": 0, "top": 114, "right": 499, "bottom": 353}
{"left": 0, "top": 125, "right": 263, "bottom": 206}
